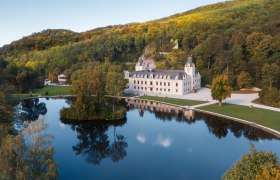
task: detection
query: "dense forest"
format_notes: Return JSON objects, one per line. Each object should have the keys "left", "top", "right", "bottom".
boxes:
{"left": 0, "top": 0, "right": 279, "bottom": 106}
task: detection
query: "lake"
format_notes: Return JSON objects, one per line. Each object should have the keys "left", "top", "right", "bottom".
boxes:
{"left": 14, "top": 98, "right": 280, "bottom": 180}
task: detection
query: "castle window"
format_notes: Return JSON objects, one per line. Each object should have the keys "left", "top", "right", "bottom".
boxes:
{"left": 160, "top": 88, "right": 162, "bottom": 91}
{"left": 168, "top": 82, "right": 170, "bottom": 86}
{"left": 137, "top": 81, "right": 139, "bottom": 84}
{"left": 141, "top": 81, "right": 143, "bottom": 84}
{"left": 145, "top": 81, "right": 147, "bottom": 85}
{"left": 164, "top": 89, "right": 166, "bottom": 91}
{"left": 156, "top": 82, "right": 158, "bottom": 85}
{"left": 150, "top": 81, "right": 153, "bottom": 85}
{"left": 176, "top": 83, "right": 178, "bottom": 87}
{"left": 150, "top": 88, "right": 153, "bottom": 91}
{"left": 168, "top": 89, "right": 170, "bottom": 92}
{"left": 134, "top": 80, "right": 136, "bottom": 84}
{"left": 164, "top": 82, "right": 166, "bottom": 86}
{"left": 134, "top": 86, "right": 136, "bottom": 89}
{"left": 160, "top": 82, "right": 162, "bottom": 86}
{"left": 156, "top": 88, "right": 158, "bottom": 91}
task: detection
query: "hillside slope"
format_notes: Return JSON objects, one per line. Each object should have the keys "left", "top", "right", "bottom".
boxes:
{"left": 0, "top": 0, "right": 279, "bottom": 88}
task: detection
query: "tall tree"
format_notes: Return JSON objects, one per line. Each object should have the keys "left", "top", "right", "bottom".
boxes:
{"left": 72, "top": 65, "right": 105, "bottom": 111}
{"left": 211, "top": 74, "right": 231, "bottom": 106}
{"left": 105, "top": 66, "right": 128, "bottom": 112}
{"left": 223, "top": 144, "right": 280, "bottom": 180}
{"left": 0, "top": 119, "right": 58, "bottom": 179}
{"left": 237, "top": 71, "right": 253, "bottom": 89}
{"left": 261, "top": 63, "right": 280, "bottom": 88}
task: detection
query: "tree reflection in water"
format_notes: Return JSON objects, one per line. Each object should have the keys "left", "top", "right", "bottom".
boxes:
{"left": 70, "top": 122, "right": 128, "bottom": 165}
{"left": 126, "top": 99, "right": 279, "bottom": 141}
{"left": 18, "top": 98, "right": 47, "bottom": 121}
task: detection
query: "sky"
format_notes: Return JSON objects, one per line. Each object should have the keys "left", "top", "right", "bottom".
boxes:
{"left": 0, "top": 0, "right": 226, "bottom": 47}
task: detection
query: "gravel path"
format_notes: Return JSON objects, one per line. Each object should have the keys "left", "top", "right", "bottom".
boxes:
{"left": 141, "top": 88, "right": 280, "bottom": 112}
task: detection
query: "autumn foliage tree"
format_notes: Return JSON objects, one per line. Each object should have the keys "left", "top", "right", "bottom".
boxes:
{"left": 106, "top": 66, "right": 128, "bottom": 112}
{"left": 237, "top": 71, "right": 253, "bottom": 89}
{"left": 0, "top": 119, "right": 58, "bottom": 179}
{"left": 211, "top": 74, "right": 231, "bottom": 106}
{"left": 223, "top": 144, "right": 280, "bottom": 180}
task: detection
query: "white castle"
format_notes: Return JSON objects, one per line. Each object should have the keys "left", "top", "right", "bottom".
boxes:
{"left": 124, "top": 55, "right": 201, "bottom": 95}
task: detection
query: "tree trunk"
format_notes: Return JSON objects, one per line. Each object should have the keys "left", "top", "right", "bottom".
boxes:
{"left": 113, "top": 98, "right": 115, "bottom": 113}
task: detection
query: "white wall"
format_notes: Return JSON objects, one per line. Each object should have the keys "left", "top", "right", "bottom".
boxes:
{"left": 128, "top": 77, "right": 186, "bottom": 95}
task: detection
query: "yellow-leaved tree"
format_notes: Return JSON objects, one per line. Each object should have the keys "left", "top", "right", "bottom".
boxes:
{"left": 211, "top": 74, "right": 231, "bottom": 106}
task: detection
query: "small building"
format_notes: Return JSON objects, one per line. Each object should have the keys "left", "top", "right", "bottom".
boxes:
{"left": 124, "top": 56, "right": 201, "bottom": 95}
{"left": 44, "top": 79, "right": 52, "bottom": 86}
{"left": 58, "top": 74, "right": 67, "bottom": 85}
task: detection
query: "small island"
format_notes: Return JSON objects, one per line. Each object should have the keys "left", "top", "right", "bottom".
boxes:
{"left": 60, "top": 63, "right": 128, "bottom": 122}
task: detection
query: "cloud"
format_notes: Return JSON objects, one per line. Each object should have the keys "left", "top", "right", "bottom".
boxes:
{"left": 155, "top": 135, "right": 173, "bottom": 148}
{"left": 59, "top": 122, "right": 66, "bottom": 129}
{"left": 136, "top": 134, "right": 146, "bottom": 144}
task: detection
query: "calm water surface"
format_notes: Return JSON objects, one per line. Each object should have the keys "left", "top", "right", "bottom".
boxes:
{"left": 15, "top": 98, "right": 280, "bottom": 180}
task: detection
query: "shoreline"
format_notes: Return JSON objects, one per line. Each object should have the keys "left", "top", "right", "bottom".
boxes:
{"left": 128, "top": 97, "right": 280, "bottom": 138}
{"left": 12, "top": 95, "right": 280, "bottom": 138}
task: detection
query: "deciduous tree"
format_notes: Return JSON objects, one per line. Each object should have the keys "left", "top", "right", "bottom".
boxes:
{"left": 237, "top": 71, "right": 253, "bottom": 89}
{"left": 223, "top": 144, "right": 280, "bottom": 180}
{"left": 211, "top": 74, "right": 231, "bottom": 106}
{"left": 106, "top": 66, "right": 128, "bottom": 112}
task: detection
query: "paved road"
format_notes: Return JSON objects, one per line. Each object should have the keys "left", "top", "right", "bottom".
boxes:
{"left": 141, "top": 88, "right": 280, "bottom": 112}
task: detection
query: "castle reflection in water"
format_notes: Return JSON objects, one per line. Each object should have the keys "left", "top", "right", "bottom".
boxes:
{"left": 125, "top": 98, "right": 279, "bottom": 141}
{"left": 126, "top": 98, "right": 195, "bottom": 121}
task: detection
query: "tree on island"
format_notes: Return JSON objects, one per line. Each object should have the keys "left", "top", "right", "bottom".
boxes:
{"left": 61, "top": 63, "right": 127, "bottom": 121}
{"left": 223, "top": 144, "right": 280, "bottom": 180}
{"left": 211, "top": 74, "right": 231, "bottom": 106}
{"left": 71, "top": 65, "right": 105, "bottom": 112}
{"left": 106, "top": 66, "right": 128, "bottom": 113}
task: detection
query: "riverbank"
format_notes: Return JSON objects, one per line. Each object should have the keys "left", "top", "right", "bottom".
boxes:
{"left": 10, "top": 91, "right": 280, "bottom": 136}
{"left": 138, "top": 96, "right": 206, "bottom": 106}
{"left": 10, "top": 86, "right": 71, "bottom": 99}
{"left": 197, "top": 104, "right": 280, "bottom": 135}
{"left": 130, "top": 95, "right": 280, "bottom": 137}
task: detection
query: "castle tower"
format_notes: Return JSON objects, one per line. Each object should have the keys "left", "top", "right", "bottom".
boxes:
{"left": 184, "top": 56, "right": 196, "bottom": 89}
{"left": 184, "top": 56, "right": 195, "bottom": 77}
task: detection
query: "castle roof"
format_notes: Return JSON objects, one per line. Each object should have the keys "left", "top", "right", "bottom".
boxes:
{"left": 129, "top": 70, "right": 187, "bottom": 80}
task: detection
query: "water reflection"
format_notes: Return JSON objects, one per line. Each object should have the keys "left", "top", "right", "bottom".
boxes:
{"left": 126, "top": 99, "right": 195, "bottom": 124}
{"left": 197, "top": 113, "right": 278, "bottom": 141}
{"left": 126, "top": 99, "right": 279, "bottom": 141}
{"left": 19, "top": 98, "right": 47, "bottom": 121}
{"left": 68, "top": 122, "right": 128, "bottom": 165}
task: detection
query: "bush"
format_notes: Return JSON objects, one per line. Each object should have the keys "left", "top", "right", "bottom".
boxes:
{"left": 259, "top": 87, "right": 280, "bottom": 108}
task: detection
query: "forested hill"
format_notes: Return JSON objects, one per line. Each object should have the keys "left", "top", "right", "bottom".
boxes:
{"left": 0, "top": 0, "right": 279, "bottom": 89}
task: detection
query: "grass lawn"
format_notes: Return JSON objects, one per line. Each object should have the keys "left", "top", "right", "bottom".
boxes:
{"left": 198, "top": 103, "right": 280, "bottom": 132}
{"left": 11, "top": 86, "right": 71, "bottom": 99}
{"left": 138, "top": 95, "right": 206, "bottom": 106}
